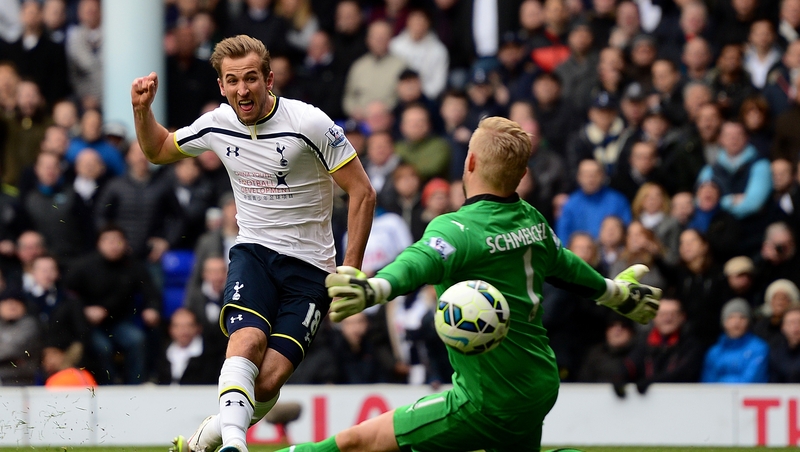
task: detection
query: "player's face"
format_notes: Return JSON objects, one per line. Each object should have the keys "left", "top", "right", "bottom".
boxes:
{"left": 218, "top": 53, "right": 274, "bottom": 125}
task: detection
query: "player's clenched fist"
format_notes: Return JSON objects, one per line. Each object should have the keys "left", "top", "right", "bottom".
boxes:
{"left": 131, "top": 72, "right": 159, "bottom": 110}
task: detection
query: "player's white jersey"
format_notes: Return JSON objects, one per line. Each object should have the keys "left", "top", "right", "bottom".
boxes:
{"left": 174, "top": 95, "right": 357, "bottom": 272}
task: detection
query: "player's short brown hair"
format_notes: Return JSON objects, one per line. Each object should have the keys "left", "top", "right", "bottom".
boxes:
{"left": 210, "top": 35, "right": 271, "bottom": 79}
{"left": 469, "top": 117, "right": 532, "bottom": 193}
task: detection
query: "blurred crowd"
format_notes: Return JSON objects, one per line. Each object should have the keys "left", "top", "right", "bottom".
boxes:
{"left": 1, "top": 0, "right": 800, "bottom": 391}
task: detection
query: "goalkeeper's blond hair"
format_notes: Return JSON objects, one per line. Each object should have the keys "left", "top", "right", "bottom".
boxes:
{"left": 469, "top": 117, "right": 532, "bottom": 194}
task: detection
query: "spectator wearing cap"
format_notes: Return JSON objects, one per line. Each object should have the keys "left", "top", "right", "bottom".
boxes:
{"left": 554, "top": 21, "right": 597, "bottom": 104}
{"left": 419, "top": 177, "right": 450, "bottom": 229}
{"left": 464, "top": 66, "right": 504, "bottom": 130}
{"left": 556, "top": 159, "right": 631, "bottom": 241}
{"left": 102, "top": 121, "right": 128, "bottom": 154}
{"left": 721, "top": 255, "right": 757, "bottom": 306}
{"left": 0, "top": 289, "right": 41, "bottom": 385}
{"left": 688, "top": 181, "right": 742, "bottom": 262}
{"left": 769, "top": 306, "right": 800, "bottom": 383}
{"left": 342, "top": 20, "right": 407, "bottom": 119}
{"left": 613, "top": 83, "right": 648, "bottom": 173}
{"left": 707, "top": 44, "right": 757, "bottom": 118}
{"left": 701, "top": 298, "right": 769, "bottom": 383}
{"left": 566, "top": 91, "right": 626, "bottom": 176}
{"left": 389, "top": 8, "right": 448, "bottom": 100}
{"left": 394, "top": 104, "right": 450, "bottom": 183}
{"left": 754, "top": 279, "right": 800, "bottom": 344}
{"left": 496, "top": 31, "right": 530, "bottom": 97}
{"left": 530, "top": 72, "right": 574, "bottom": 154}
{"left": 696, "top": 121, "right": 772, "bottom": 225}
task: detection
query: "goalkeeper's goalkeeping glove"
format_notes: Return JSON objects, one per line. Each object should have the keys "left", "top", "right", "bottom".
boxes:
{"left": 325, "top": 266, "right": 391, "bottom": 322}
{"left": 596, "top": 264, "right": 662, "bottom": 324}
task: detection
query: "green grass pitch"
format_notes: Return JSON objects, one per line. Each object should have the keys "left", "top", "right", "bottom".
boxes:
{"left": 0, "top": 447, "right": 798, "bottom": 451}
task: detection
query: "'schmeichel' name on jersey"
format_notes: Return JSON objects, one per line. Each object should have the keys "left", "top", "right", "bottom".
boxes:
{"left": 486, "top": 223, "right": 548, "bottom": 254}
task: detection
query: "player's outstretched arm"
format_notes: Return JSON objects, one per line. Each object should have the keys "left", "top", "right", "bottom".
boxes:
{"left": 331, "top": 157, "right": 376, "bottom": 268}
{"left": 131, "top": 72, "right": 188, "bottom": 165}
{"left": 596, "top": 264, "right": 662, "bottom": 324}
{"left": 325, "top": 266, "right": 391, "bottom": 322}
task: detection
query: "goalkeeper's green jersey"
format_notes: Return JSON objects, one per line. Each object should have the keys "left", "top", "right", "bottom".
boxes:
{"left": 375, "top": 193, "right": 608, "bottom": 415}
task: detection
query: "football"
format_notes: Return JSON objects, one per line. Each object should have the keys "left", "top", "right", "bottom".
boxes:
{"left": 434, "top": 280, "right": 511, "bottom": 355}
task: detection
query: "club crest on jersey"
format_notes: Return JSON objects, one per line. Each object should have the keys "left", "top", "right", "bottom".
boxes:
{"left": 428, "top": 237, "right": 456, "bottom": 260}
{"left": 325, "top": 125, "right": 346, "bottom": 147}
{"left": 226, "top": 146, "right": 240, "bottom": 157}
{"left": 276, "top": 143, "right": 288, "bottom": 166}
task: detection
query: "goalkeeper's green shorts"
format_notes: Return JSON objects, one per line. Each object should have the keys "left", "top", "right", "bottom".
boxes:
{"left": 393, "top": 386, "right": 558, "bottom": 452}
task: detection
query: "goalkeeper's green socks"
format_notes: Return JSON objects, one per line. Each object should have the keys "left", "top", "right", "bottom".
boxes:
{"left": 275, "top": 436, "right": 341, "bottom": 452}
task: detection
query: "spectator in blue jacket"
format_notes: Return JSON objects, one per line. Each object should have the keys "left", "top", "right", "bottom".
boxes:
{"left": 702, "top": 298, "right": 770, "bottom": 383}
{"left": 557, "top": 158, "right": 632, "bottom": 240}
{"left": 696, "top": 121, "right": 772, "bottom": 220}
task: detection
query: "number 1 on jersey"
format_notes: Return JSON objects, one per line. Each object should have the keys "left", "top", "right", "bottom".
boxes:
{"left": 523, "top": 248, "right": 540, "bottom": 321}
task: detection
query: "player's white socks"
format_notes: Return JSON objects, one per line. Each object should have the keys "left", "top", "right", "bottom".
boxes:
{"left": 252, "top": 391, "right": 280, "bottom": 425}
{"left": 218, "top": 357, "right": 258, "bottom": 448}
{"left": 192, "top": 389, "right": 279, "bottom": 451}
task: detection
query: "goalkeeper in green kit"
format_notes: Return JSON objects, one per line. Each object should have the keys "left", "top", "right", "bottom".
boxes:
{"left": 277, "top": 117, "right": 662, "bottom": 452}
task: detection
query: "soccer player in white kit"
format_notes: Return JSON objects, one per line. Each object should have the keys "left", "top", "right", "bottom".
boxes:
{"left": 131, "top": 35, "right": 376, "bottom": 452}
